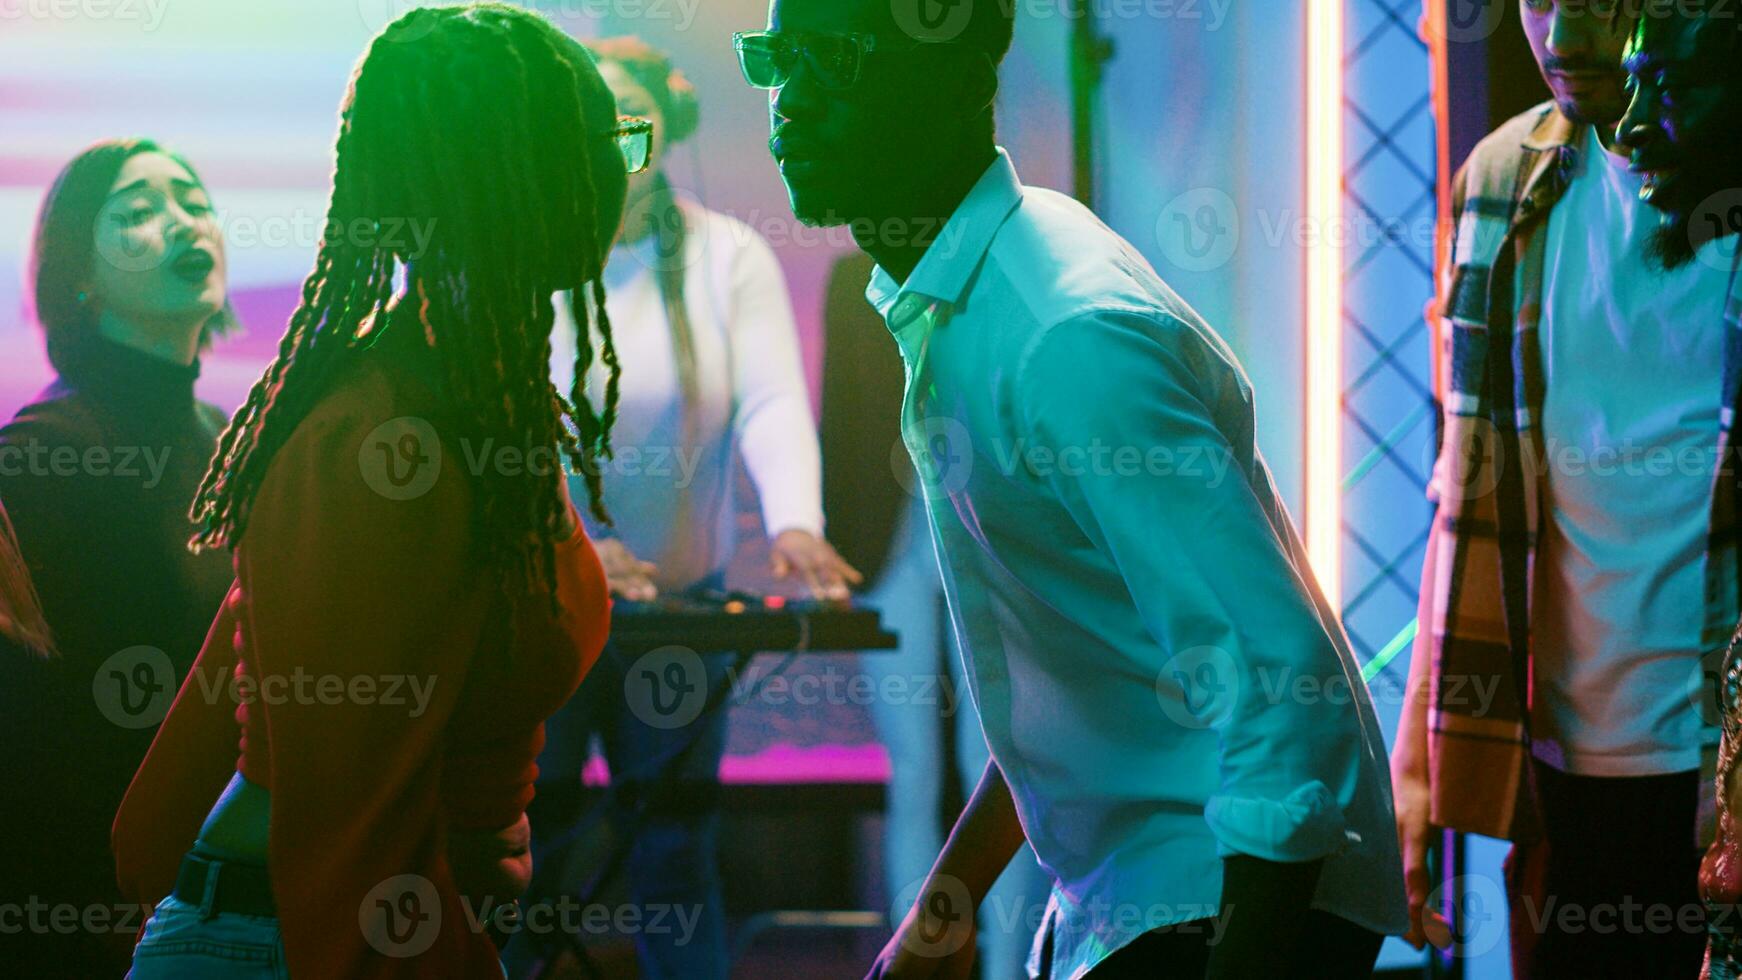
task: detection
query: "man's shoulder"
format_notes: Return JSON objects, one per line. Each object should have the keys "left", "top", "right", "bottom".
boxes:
{"left": 996, "top": 182, "right": 1113, "bottom": 262}
{"left": 1020, "top": 304, "right": 1233, "bottom": 379}
{"left": 973, "top": 184, "right": 1246, "bottom": 388}
{"left": 987, "top": 185, "right": 1171, "bottom": 331}
{"left": 1457, "top": 101, "right": 1563, "bottom": 194}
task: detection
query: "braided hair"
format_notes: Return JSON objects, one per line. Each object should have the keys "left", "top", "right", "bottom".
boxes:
{"left": 189, "top": 2, "right": 626, "bottom": 619}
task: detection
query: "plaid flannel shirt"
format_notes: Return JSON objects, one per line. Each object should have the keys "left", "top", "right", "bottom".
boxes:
{"left": 1423, "top": 101, "right": 1742, "bottom": 842}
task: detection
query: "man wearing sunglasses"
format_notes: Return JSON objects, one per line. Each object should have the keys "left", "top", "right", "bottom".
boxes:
{"left": 739, "top": 2, "right": 1408, "bottom": 978}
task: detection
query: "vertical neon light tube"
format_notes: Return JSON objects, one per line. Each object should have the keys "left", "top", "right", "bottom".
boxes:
{"left": 1305, "top": 0, "right": 1344, "bottom": 610}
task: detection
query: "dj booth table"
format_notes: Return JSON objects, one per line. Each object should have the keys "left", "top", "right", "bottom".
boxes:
{"left": 607, "top": 590, "right": 898, "bottom": 655}
{"left": 514, "top": 591, "right": 900, "bottom": 979}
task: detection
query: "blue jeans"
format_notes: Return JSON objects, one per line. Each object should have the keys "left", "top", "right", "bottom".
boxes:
{"left": 128, "top": 854, "right": 511, "bottom": 980}
{"left": 126, "top": 893, "right": 288, "bottom": 980}
{"left": 508, "top": 584, "right": 735, "bottom": 980}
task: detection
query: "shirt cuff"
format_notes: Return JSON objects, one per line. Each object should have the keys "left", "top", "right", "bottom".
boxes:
{"left": 759, "top": 487, "right": 825, "bottom": 541}
{"left": 1205, "top": 780, "right": 1352, "bottom": 863}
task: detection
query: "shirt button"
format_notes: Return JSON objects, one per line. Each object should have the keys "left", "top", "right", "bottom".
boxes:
{"left": 893, "top": 296, "right": 921, "bottom": 324}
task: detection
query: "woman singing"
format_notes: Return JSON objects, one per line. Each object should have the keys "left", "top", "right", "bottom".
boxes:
{"left": 110, "top": 5, "right": 641, "bottom": 976}
{"left": 0, "top": 137, "right": 237, "bottom": 979}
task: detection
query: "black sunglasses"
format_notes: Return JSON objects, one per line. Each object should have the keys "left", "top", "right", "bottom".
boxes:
{"left": 735, "top": 30, "right": 955, "bottom": 91}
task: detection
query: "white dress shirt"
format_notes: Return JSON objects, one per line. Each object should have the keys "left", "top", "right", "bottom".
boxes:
{"left": 867, "top": 150, "right": 1409, "bottom": 978}
{"left": 552, "top": 195, "right": 824, "bottom": 591}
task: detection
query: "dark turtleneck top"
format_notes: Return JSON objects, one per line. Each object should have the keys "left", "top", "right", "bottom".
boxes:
{"left": 0, "top": 331, "right": 234, "bottom": 977}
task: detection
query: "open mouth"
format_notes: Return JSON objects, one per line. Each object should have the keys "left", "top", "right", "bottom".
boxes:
{"left": 170, "top": 248, "right": 215, "bottom": 283}
{"left": 1635, "top": 166, "right": 1682, "bottom": 204}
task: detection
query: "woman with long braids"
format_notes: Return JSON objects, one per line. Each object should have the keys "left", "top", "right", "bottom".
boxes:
{"left": 518, "top": 36, "right": 859, "bottom": 980}
{"left": 110, "top": 5, "right": 640, "bottom": 976}
{"left": 0, "top": 137, "right": 237, "bottom": 979}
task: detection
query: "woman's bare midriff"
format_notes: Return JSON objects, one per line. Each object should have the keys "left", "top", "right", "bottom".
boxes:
{"left": 194, "top": 770, "right": 533, "bottom": 900}
{"left": 195, "top": 771, "right": 271, "bottom": 861}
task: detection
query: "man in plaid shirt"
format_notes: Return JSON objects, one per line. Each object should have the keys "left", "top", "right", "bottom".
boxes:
{"left": 1393, "top": 3, "right": 1742, "bottom": 976}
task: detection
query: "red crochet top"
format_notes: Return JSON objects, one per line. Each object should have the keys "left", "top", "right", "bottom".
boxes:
{"left": 112, "top": 344, "right": 610, "bottom": 977}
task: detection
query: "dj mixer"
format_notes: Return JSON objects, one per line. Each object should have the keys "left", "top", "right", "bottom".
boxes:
{"left": 607, "top": 588, "right": 898, "bottom": 654}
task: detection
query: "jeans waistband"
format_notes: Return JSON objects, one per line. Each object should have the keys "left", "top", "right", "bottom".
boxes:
{"left": 175, "top": 844, "right": 275, "bottom": 920}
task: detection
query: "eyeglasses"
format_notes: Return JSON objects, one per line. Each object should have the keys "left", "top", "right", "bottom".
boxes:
{"left": 607, "top": 116, "right": 655, "bottom": 174}
{"left": 733, "top": 30, "right": 890, "bottom": 91}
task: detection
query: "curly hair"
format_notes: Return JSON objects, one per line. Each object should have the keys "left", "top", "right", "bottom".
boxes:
{"left": 189, "top": 2, "right": 626, "bottom": 620}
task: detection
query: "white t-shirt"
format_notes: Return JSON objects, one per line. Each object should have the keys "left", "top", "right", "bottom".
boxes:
{"left": 551, "top": 196, "right": 824, "bottom": 591}
{"left": 1531, "top": 127, "right": 1735, "bottom": 776}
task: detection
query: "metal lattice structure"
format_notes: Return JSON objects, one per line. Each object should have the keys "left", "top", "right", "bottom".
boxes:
{"left": 1340, "top": 0, "right": 1438, "bottom": 700}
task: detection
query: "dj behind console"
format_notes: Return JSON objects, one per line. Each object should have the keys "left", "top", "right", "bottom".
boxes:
{"left": 510, "top": 590, "right": 898, "bottom": 977}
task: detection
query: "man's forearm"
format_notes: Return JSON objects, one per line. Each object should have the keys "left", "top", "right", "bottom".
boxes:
{"left": 1393, "top": 518, "right": 1442, "bottom": 782}
{"left": 923, "top": 758, "right": 1028, "bottom": 904}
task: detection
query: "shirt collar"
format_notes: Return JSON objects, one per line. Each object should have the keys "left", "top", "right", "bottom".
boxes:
{"left": 866, "top": 148, "right": 1024, "bottom": 333}
{"left": 1521, "top": 104, "right": 1580, "bottom": 153}
{"left": 1514, "top": 107, "right": 1585, "bottom": 228}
